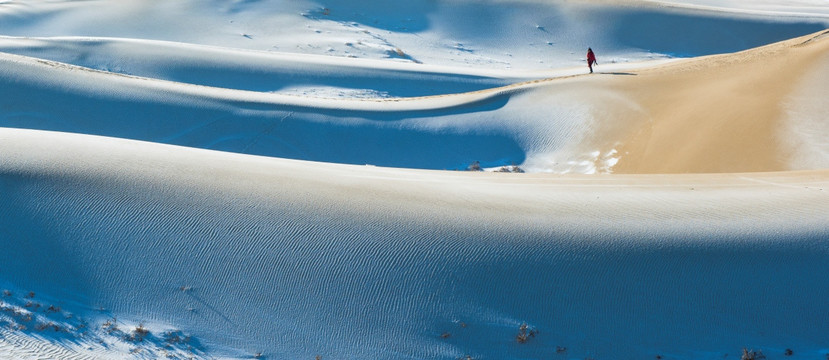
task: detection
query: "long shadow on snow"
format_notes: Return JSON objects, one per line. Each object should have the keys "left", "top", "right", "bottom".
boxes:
{"left": 608, "top": 8, "right": 826, "bottom": 57}
{"left": 2, "top": 170, "right": 828, "bottom": 360}
{"left": 163, "top": 67, "right": 508, "bottom": 98}
{"left": 304, "top": 0, "right": 437, "bottom": 33}
{"left": 0, "top": 39, "right": 510, "bottom": 97}
{"left": 0, "top": 80, "right": 524, "bottom": 171}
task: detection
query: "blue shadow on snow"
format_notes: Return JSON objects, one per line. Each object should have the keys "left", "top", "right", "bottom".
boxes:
{"left": 609, "top": 9, "right": 826, "bottom": 57}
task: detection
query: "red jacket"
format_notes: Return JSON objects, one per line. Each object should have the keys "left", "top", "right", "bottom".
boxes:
{"left": 587, "top": 50, "right": 596, "bottom": 64}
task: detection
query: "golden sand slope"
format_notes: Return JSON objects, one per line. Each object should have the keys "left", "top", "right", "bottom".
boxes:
{"left": 605, "top": 29, "right": 829, "bottom": 174}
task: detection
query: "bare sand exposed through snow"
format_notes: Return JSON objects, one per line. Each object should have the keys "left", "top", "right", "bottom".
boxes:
{"left": 1, "top": 35, "right": 828, "bottom": 360}
{"left": 602, "top": 29, "right": 829, "bottom": 174}
{"left": 1, "top": 30, "right": 827, "bottom": 174}
{"left": 2, "top": 1, "right": 829, "bottom": 358}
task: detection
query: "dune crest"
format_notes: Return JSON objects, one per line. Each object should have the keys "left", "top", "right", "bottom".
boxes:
{"left": 1, "top": 1, "right": 829, "bottom": 359}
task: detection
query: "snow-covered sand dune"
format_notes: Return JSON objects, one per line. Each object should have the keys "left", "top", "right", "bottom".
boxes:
{"left": 0, "top": 36, "right": 517, "bottom": 97}
{"left": 2, "top": 29, "right": 828, "bottom": 173}
{"left": 1, "top": 0, "right": 825, "bottom": 69}
{"left": 1, "top": 0, "right": 829, "bottom": 359}
{"left": 2, "top": 127, "right": 828, "bottom": 359}
{"left": 0, "top": 46, "right": 531, "bottom": 171}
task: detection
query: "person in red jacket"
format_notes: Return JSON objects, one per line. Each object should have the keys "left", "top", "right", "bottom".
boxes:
{"left": 587, "top": 48, "right": 597, "bottom": 73}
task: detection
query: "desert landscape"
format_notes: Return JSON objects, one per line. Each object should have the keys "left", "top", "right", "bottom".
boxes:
{"left": 1, "top": 1, "right": 828, "bottom": 359}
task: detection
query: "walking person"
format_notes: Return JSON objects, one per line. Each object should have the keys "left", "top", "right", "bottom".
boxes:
{"left": 587, "top": 48, "right": 597, "bottom": 73}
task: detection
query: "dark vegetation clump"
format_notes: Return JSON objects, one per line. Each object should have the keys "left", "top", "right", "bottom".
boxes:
{"left": 515, "top": 323, "right": 537, "bottom": 344}
{"left": 127, "top": 323, "right": 150, "bottom": 342}
{"left": 102, "top": 317, "right": 120, "bottom": 334}
{"left": 496, "top": 165, "right": 524, "bottom": 173}
{"left": 163, "top": 329, "right": 190, "bottom": 345}
{"left": 742, "top": 348, "right": 767, "bottom": 360}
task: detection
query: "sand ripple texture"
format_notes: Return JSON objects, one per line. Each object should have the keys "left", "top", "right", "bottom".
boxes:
{"left": 1, "top": 2, "right": 829, "bottom": 358}
{"left": 1, "top": 128, "right": 828, "bottom": 359}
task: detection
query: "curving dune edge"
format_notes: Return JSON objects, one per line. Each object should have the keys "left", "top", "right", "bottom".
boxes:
{"left": 1, "top": 1, "right": 829, "bottom": 359}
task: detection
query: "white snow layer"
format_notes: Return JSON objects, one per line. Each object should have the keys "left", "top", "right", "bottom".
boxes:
{"left": 1, "top": 0, "right": 828, "bottom": 359}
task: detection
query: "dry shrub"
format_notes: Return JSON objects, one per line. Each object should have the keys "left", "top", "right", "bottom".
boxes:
{"left": 742, "top": 348, "right": 767, "bottom": 360}
{"left": 516, "top": 323, "right": 537, "bottom": 344}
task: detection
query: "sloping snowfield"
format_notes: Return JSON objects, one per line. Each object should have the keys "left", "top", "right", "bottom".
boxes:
{"left": 1, "top": 1, "right": 828, "bottom": 359}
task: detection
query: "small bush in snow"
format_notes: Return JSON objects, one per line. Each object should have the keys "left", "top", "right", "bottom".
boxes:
{"left": 128, "top": 323, "right": 150, "bottom": 342}
{"left": 163, "top": 329, "right": 190, "bottom": 345}
{"left": 516, "top": 323, "right": 537, "bottom": 344}
{"left": 496, "top": 165, "right": 524, "bottom": 173}
{"left": 742, "top": 348, "right": 767, "bottom": 360}
{"left": 35, "top": 322, "right": 61, "bottom": 332}
{"left": 102, "top": 317, "right": 119, "bottom": 334}
{"left": 24, "top": 301, "right": 40, "bottom": 310}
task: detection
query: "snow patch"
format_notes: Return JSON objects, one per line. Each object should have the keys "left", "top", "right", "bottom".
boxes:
{"left": 523, "top": 148, "right": 621, "bottom": 174}
{"left": 781, "top": 52, "right": 829, "bottom": 170}
{"left": 273, "top": 86, "right": 394, "bottom": 99}
{"left": 0, "top": 285, "right": 225, "bottom": 360}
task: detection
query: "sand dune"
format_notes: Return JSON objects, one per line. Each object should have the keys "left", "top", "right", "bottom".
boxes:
{"left": 2, "top": 30, "right": 827, "bottom": 173}
{"left": 608, "top": 30, "right": 829, "bottom": 173}
{"left": 2, "top": 126, "right": 828, "bottom": 359}
{"left": 1, "top": 1, "right": 828, "bottom": 359}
